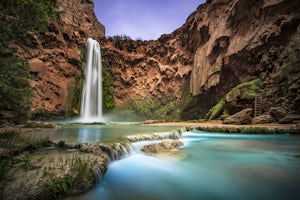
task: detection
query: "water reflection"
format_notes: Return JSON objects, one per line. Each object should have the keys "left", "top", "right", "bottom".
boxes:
{"left": 78, "top": 128, "right": 101, "bottom": 143}
{"left": 74, "top": 132, "right": 300, "bottom": 200}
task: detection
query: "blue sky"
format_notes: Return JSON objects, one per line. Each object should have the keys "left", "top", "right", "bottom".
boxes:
{"left": 94, "top": 0, "right": 205, "bottom": 40}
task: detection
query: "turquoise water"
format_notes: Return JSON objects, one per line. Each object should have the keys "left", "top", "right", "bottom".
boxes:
{"left": 29, "top": 124, "right": 179, "bottom": 143}
{"left": 73, "top": 130, "right": 300, "bottom": 200}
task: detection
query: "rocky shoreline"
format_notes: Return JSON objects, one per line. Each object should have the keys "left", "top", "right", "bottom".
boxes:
{"left": 143, "top": 120, "right": 300, "bottom": 134}
{"left": 0, "top": 128, "right": 183, "bottom": 200}
{"left": 1, "top": 121, "right": 300, "bottom": 199}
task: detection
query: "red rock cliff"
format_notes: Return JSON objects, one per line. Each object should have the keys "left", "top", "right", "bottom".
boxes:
{"left": 15, "top": 0, "right": 104, "bottom": 116}
{"left": 103, "top": 0, "right": 300, "bottom": 119}
{"left": 13, "top": 0, "right": 300, "bottom": 120}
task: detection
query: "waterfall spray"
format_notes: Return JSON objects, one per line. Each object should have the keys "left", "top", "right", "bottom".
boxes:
{"left": 80, "top": 38, "right": 103, "bottom": 122}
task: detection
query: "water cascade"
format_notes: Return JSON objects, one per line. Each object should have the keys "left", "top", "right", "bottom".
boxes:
{"left": 80, "top": 38, "right": 103, "bottom": 122}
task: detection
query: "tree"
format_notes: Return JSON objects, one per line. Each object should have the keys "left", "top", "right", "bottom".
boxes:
{"left": 0, "top": 0, "right": 58, "bottom": 123}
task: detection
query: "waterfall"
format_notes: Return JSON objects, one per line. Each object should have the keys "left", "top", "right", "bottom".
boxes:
{"left": 80, "top": 38, "right": 103, "bottom": 122}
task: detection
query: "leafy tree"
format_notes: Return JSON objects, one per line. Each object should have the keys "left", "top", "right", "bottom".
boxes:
{"left": 0, "top": 0, "right": 58, "bottom": 123}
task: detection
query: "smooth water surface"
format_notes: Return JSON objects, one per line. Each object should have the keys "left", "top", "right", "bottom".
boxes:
{"left": 29, "top": 124, "right": 179, "bottom": 143}
{"left": 74, "top": 130, "right": 300, "bottom": 200}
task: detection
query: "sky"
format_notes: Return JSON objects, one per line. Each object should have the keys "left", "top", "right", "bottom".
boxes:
{"left": 94, "top": 0, "right": 206, "bottom": 40}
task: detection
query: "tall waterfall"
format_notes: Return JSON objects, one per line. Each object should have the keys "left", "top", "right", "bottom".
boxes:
{"left": 80, "top": 38, "right": 102, "bottom": 122}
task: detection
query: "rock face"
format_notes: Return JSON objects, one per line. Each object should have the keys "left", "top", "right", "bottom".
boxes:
{"left": 223, "top": 108, "right": 253, "bottom": 125}
{"left": 252, "top": 114, "right": 275, "bottom": 124}
{"left": 11, "top": 0, "right": 300, "bottom": 120}
{"left": 101, "top": 35, "right": 194, "bottom": 107}
{"left": 141, "top": 140, "right": 184, "bottom": 154}
{"left": 103, "top": 0, "right": 300, "bottom": 119}
{"left": 141, "top": 140, "right": 185, "bottom": 159}
{"left": 15, "top": 0, "right": 104, "bottom": 116}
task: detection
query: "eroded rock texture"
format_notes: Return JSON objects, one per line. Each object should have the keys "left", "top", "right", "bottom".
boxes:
{"left": 13, "top": 0, "right": 300, "bottom": 119}
{"left": 103, "top": 0, "right": 300, "bottom": 119}
{"left": 14, "top": 0, "right": 105, "bottom": 116}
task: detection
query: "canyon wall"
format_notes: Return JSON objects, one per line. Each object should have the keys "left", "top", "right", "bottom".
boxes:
{"left": 14, "top": 0, "right": 105, "bottom": 117}
{"left": 10, "top": 0, "right": 299, "bottom": 120}
{"left": 103, "top": 0, "right": 300, "bottom": 119}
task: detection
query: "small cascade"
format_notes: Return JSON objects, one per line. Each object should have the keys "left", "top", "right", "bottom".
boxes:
{"left": 127, "top": 130, "right": 182, "bottom": 143}
{"left": 80, "top": 38, "right": 103, "bottom": 122}
{"left": 98, "top": 142, "right": 134, "bottom": 161}
{"left": 95, "top": 169, "right": 103, "bottom": 187}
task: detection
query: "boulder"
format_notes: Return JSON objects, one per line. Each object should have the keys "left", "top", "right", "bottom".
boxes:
{"left": 223, "top": 108, "right": 253, "bottom": 125}
{"left": 142, "top": 140, "right": 183, "bottom": 154}
{"left": 279, "top": 114, "right": 300, "bottom": 124}
{"left": 252, "top": 114, "right": 275, "bottom": 124}
{"left": 141, "top": 140, "right": 186, "bottom": 160}
{"left": 269, "top": 107, "right": 287, "bottom": 121}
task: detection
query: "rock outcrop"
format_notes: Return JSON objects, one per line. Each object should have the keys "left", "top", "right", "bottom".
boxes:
{"left": 10, "top": 0, "right": 300, "bottom": 120}
{"left": 103, "top": 0, "right": 300, "bottom": 120}
{"left": 14, "top": 0, "right": 105, "bottom": 116}
{"left": 223, "top": 108, "right": 253, "bottom": 125}
{"left": 101, "top": 35, "right": 194, "bottom": 107}
{"left": 141, "top": 140, "right": 186, "bottom": 160}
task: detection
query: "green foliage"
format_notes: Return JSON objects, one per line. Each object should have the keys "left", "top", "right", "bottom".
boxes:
{"left": 42, "top": 175, "right": 73, "bottom": 200}
{"left": 0, "top": 48, "right": 32, "bottom": 123}
{"left": 206, "top": 99, "right": 225, "bottom": 120}
{"left": 0, "top": 0, "right": 58, "bottom": 123}
{"left": 222, "top": 109, "right": 230, "bottom": 117}
{"left": 65, "top": 77, "right": 82, "bottom": 117}
{"left": 0, "top": 130, "right": 53, "bottom": 198}
{"left": 196, "top": 126, "right": 283, "bottom": 134}
{"left": 106, "top": 34, "right": 132, "bottom": 40}
{"left": 226, "top": 79, "right": 263, "bottom": 102}
{"left": 102, "top": 62, "right": 115, "bottom": 111}
{"left": 177, "top": 129, "right": 182, "bottom": 135}
{"left": 240, "top": 127, "right": 269, "bottom": 134}
{"left": 40, "top": 153, "right": 97, "bottom": 199}
{"left": 0, "top": 131, "right": 23, "bottom": 148}
{"left": 22, "top": 122, "right": 55, "bottom": 128}
{"left": 185, "top": 127, "right": 193, "bottom": 131}
{"left": 0, "top": 0, "right": 58, "bottom": 43}
{"left": 119, "top": 96, "right": 181, "bottom": 121}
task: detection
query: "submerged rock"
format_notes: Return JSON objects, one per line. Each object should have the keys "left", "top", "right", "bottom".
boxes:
{"left": 141, "top": 140, "right": 186, "bottom": 160}
{"left": 127, "top": 131, "right": 182, "bottom": 143}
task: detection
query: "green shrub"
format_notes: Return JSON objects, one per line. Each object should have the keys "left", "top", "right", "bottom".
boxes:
{"left": 206, "top": 99, "right": 225, "bottom": 120}
{"left": 42, "top": 175, "right": 73, "bottom": 200}
{"left": 106, "top": 34, "right": 132, "bottom": 40}
{"left": 0, "top": 0, "right": 59, "bottom": 123}
{"left": 102, "top": 62, "right": 115, "bottom": 111}
{"left": 65, "top": 76, "right": 82, "bottom": 117}
{"left": 40, "top": 154, "right": 97, "bottom": 199}
{"left": 0, "top": 49, "right": 32, "bottom": 123}
{"left": 117, "top": 96, "right": 181, "bottom": 121}
{"left": 226, "top": 79, "right": 262, "bottom": 103}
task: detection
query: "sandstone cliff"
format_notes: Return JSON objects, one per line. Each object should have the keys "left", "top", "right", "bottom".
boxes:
{"left": 14, "top": 0, "right": 105, "bottom": 117}
{"left": 10, "top": 0, "right": 300, "bottom": 121}
{"left": 103, "top": 0, "right": 300, "bottom": 120}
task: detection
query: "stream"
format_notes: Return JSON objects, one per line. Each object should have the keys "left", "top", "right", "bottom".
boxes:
{"left": 54, "top": 127, "right": 300, "bottom": 200}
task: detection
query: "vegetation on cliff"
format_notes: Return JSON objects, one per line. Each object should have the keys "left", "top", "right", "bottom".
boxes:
{"left": 206, "top": 79, "right": 263, "bottom": 120}
{"left": 65, "top": 76, "right": 82, "bottom": 117}
{"left": 102, "top": 62, "right": 116, "bottom": 111}
{"left": 0, "top": 0, "right": 58, "bottom": 123}
{"left": 0, "top": 48, "right": 32, "bottom": 123}
{"left": 117, "top": 95, "right": 181, "bottom": 121}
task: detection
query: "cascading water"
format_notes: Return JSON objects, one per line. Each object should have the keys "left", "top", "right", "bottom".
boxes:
{"left": 80, "top": 38, "right": 103, "bottom": 122}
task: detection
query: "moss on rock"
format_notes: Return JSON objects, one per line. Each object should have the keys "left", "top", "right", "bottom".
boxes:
{"left": 206, "top": 99, "right": 225, "bottom": 120}
{"left": 225, "top": 79, "right": 263, "bottom": 103}
{"left": 206, "top": 79, "right": 263, "bottom": 120}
